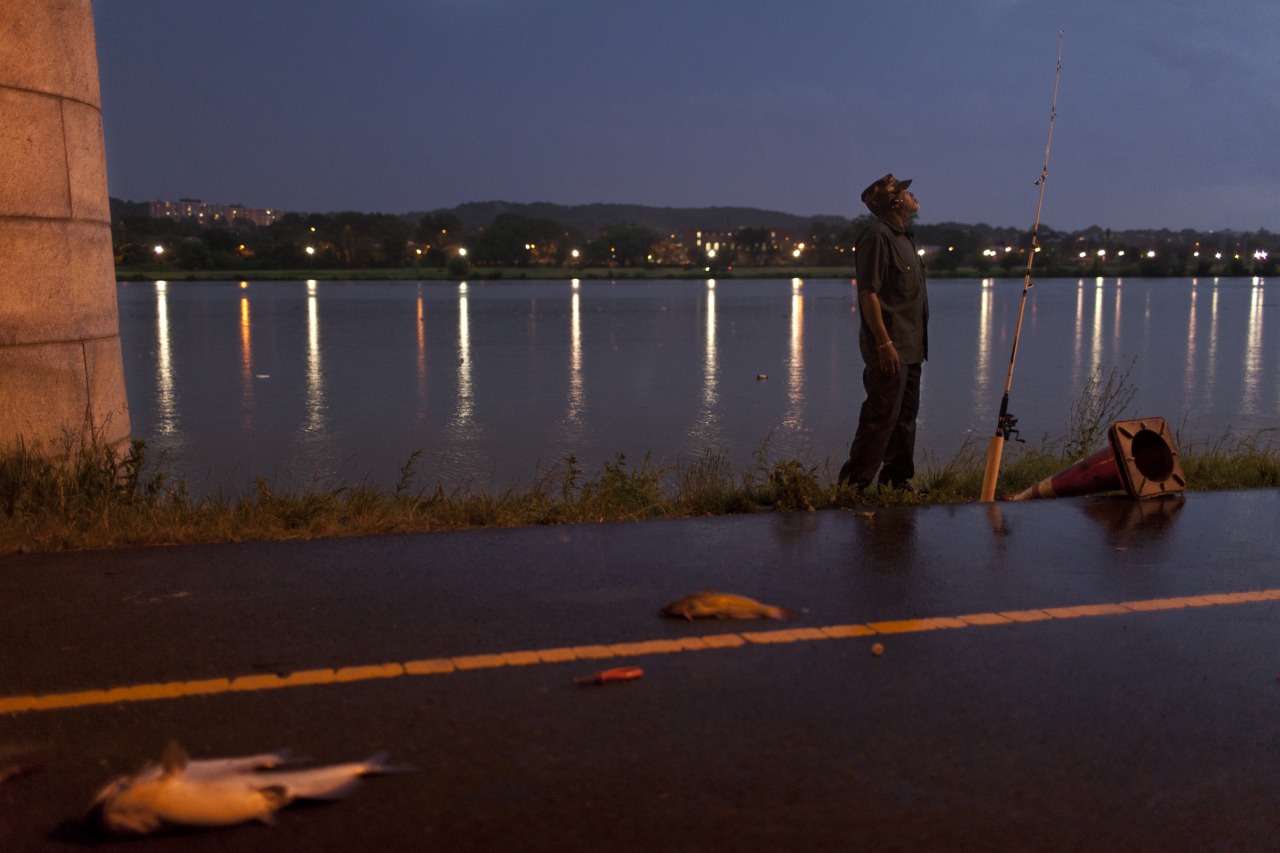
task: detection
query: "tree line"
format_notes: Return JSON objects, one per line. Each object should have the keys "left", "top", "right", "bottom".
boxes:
{"left": 109, "top": 199, "right": 1280, "bottom": 278}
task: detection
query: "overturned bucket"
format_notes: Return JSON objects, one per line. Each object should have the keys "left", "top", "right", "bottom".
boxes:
{"left": 1008, "top": 417, "right": 1187, "bottom": 501}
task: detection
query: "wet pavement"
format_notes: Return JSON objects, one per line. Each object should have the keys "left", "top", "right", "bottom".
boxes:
{"left": 2, "top": 490, "right": 1279, "bottom": 851}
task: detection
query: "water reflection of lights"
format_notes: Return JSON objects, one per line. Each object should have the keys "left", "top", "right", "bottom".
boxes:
{"left": 454, "top": 284, "right": 473, "bottom": 425}
{"left": 783, "top": 287, "right": 805, "bottom": 431}
{"left": 240, "top": 295, "right": 254, "bottom": 424}
{"left": 976, "top": 279, "right": 994, "bottom": 390}
{"left": 154, "top": 281, "right": 177, "bottom": 437}
{"left": 416, "top": 294, "right": 427, "bottom": 422}
{"left": 305, "top": 283, "right": 326, "bottom": 435}
{"left": 567, "top": 286, "right": 584, "bottom": 423}
{"left": 1112, "top": 280, "right": 1123, "bottom": 346}
{"left": 1206, "top": 283, "right": 1220, "bottom": 403}
{"left": 1089, "top": 277, "right": 1105, "bottom": 373}
{"left": 692, "top": 280, "right": 720, "bottom": 444}
{"left": 1242, "top": 282, "right": 1264, "bottom": 413}
{"left": 1071, "top": 280, "right": 1085, "bottom": 388}
{"left": 1183, "top": 289, "right": 1198, "bottom": 405}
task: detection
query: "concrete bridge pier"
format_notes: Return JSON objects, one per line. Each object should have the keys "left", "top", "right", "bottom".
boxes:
{"left": 0, "top": 0, "right": 130, "bottom": 456}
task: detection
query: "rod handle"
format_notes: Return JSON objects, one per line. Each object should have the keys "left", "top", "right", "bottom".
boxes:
{"left": 980, "top": 435, "right": 1005, "bottom": 502}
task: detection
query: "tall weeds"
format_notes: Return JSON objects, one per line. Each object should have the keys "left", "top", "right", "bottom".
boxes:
{"left": 1060, "top": 359, "right": 1138, "bottom": 460}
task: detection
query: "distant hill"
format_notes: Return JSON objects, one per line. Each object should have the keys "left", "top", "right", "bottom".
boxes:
{"left": 403, "top": 201, "right": 852, "bottom": 234}
{"left": 109, "top": 198, "right": 151, "bottom": 219}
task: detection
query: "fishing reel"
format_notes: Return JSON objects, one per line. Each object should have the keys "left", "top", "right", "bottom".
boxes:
{"left": 998, "top": 412, "right": 1024, "bottom": 443}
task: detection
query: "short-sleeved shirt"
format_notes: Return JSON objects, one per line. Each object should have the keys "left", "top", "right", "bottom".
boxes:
{"left": 854, "top": 217, "right": 929, "bottom": 365}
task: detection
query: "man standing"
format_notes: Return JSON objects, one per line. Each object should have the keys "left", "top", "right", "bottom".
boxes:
{"left": 838, "top": 173, "right": 929, "bottom": 492}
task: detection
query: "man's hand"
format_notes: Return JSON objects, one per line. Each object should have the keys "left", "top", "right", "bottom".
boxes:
{"left": 858, "top": 288, "right": 899, "bottom": 375}
{"left": 876, "top": 341, "right": 900, "bottom": 375}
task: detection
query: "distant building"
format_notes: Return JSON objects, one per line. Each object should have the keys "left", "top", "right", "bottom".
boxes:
{"left": 149, "top": 198, "right": 283, "bottom": 227}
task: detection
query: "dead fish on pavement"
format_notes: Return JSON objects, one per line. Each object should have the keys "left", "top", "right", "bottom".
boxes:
{"left": 661, "top": 590, "right": 797, "bottom": 621}
{"left": 110, "top": 746, "right": 305, "bottom": 783}
{"left": 88, "top": 741, "right": 414, "bottom": 836}
{"left": 573, "top": 666, "right": 645, "bottom": 685}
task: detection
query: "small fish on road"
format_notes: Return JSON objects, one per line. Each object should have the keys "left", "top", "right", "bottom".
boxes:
{"left": 88, "top": 741, "right": 413, "bottom": 836}
{"left": 574, "top": 666, "right": 645, "bottom": 685}
{"left": 661, "top": 590, "right": 797, "bottom": 621}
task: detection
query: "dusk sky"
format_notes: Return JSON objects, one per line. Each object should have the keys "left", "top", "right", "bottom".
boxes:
{"left": 91, "top": 1, "right": 1279, "bottom": 232}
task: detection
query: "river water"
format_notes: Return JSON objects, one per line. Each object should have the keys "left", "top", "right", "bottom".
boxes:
{"left": 117, "top": 276, "right": 1278, "bottom": 493}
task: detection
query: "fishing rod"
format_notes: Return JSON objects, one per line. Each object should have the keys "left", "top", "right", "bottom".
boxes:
{"left": 979, "top": 31, "right": 1063, "bottom": 502}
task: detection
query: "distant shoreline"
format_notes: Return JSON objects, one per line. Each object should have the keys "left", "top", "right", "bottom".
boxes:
{"left": 113, "top": 265, "right": 1249, "bottom": 283}
{"left": 114, "top": 266, "right": 860, "bottom": 282}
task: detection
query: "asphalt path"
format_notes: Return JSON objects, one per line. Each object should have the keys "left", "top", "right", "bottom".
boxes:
{"left": 2, "top": 490, "right": 1279, "bottom": 851}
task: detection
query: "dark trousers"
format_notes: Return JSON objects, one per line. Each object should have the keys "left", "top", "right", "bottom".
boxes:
{"left": 838, "top": 362, "right": 922, "bottom": 489}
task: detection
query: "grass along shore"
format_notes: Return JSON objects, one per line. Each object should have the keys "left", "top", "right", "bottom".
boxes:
{"left": 3, "top": 367, "right": 1275, "bottom": 553}
{"left": 3, "top": 423, "right": 1278, "bottom": 554}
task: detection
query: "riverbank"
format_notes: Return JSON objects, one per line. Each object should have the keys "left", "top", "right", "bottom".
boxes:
{"left": 3, "top": 429, "right": 1277, "bottom": 554}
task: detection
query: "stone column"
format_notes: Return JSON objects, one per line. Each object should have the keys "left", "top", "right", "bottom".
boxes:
{"left": 0, "top": 0, "right": 130, "bottom": 455}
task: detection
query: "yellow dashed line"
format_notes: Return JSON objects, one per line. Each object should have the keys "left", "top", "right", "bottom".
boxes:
{"left": 999, "top": 609, "right": 1054, "bottom": 623}
{"left": 3, "top": 587, "right": 1278, "bottom": 716}
{"left": 1043, "top": 603, "right": 1130, "bottom": 619}
{"left": 820, "top": 624, "right": 877, "bottom": 638}
{"left": 956, "top": 613, "right": 1013, "bottom": 626}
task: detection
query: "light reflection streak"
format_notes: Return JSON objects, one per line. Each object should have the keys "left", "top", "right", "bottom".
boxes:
{"left": 1072, "top": 280, "right": 1085, "bottom": 389}
{"left": 567, "top": 286, "right": 584, "bottom": 423}
{"left": 453, "top": 283, "right": 473, "bottom": 426}
{"left": 1242, "top": 281, "right": 1264, "bottom": 413}
{"left": 690, "top": 280, "right": 720, "bottom": 445}
{"left": 1183, "top": 288, "right": 1198, "bottom": 405}
{"left": 1090, "top": 278, "right": 1104, "bottom": 373}
{"left": 305, "top": 282, "right": 326, "bottom": 435}
{"left": 1206, "top": 282, "right": 1220, "bottom": 405}
{"left": 974, "top": 279, "right": 993, "bottom": 415}
{"left": 154, "top": 281, "right": 177, "bottom": 437}
{"left": 1113, "top": 280, "right": 1122, "bottom": 349}
{"left": 416, "top": 292, "right": 428, "bottom": 424}
{"left": 240, "top": 295, "right": 253, "bottom": 426}
{"left": 783, "top": 280, "right": 805, "bottom": 431}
